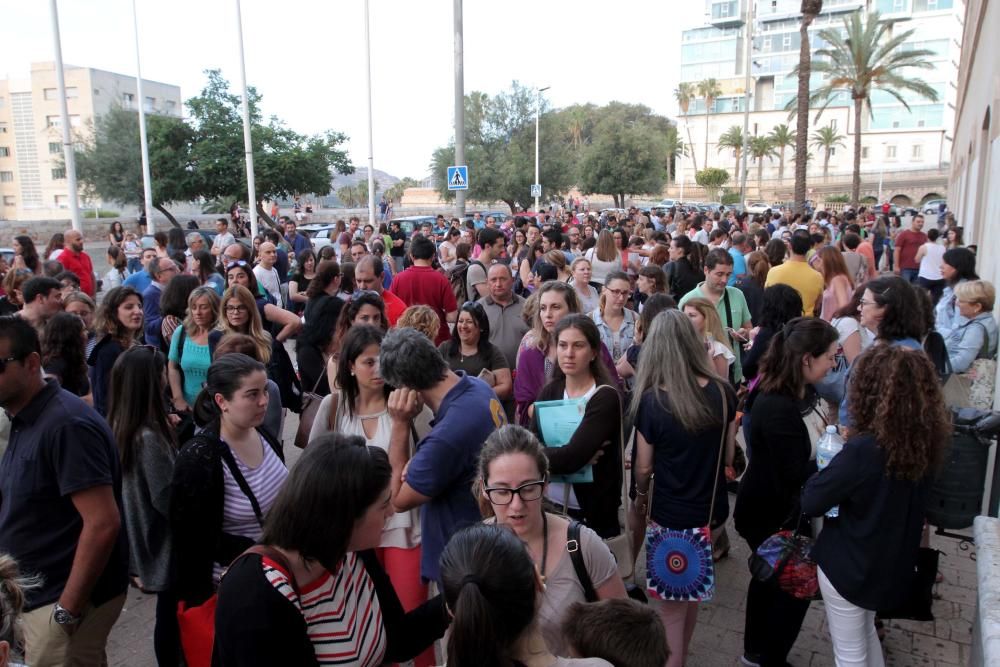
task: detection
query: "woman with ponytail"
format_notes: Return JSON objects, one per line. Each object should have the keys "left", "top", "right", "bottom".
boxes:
{"left": 734, "top": 316, "right": 839, "bottom": 667}
{"left": 439, "top": 523, "right": 612, "bottom": 667}
{"left": 213, "top": 434, "right": 446, "bottom": 665}
{"left": 169, "top": 353, "right": 288, "bottom": 609}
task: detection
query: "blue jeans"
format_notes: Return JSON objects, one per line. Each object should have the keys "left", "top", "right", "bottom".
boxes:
{"left": 901, "top": 268, "right": 919, "bottom": 284}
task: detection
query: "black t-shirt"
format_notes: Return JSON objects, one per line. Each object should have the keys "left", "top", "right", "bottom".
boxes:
{"left": 0, "top": 297, "right": 18, "bottom": 316}
{"left": 636, "top": 383, "right": 736, "bottom": 529}
{"left": 0, "top": 381, "right": 129, "bottom": 610}
{"left": 389, "top": 230, "right": 407, "bottom": 257}
{"left": 437, "top": 340, "right": 509, "bottom": 379}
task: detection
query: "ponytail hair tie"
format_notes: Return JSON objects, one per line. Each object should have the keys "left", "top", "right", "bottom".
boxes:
{"left": 782, "top": 322, "right": 795, "bottom": 338}
{"left": 460, "top": 574, "right": 481, "bottom": 588}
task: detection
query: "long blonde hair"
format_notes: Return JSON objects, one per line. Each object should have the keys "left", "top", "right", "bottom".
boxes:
{"left": 683, "top": 297, "right": 731, "bottom": 353}
{"left": 183, "top": 286, "right": 221, "bottom": 336}
{"left": 594, "top": 230, "right": 619, "bottom": 263}
{"left": 218, "top": 285, "right": 272, "bottom": 363}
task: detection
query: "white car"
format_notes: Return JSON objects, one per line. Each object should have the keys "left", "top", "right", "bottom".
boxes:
{"left": 658, "top": 199, "right": 678, "bottom": 209}
{"left": 744, "top": 202, "right": 770, "bottom": 215}
{"left": 299, "top": 224, "right": 339, "bottom": 251}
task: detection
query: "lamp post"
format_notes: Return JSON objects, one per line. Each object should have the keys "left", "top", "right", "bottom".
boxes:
{"left": 738, "top": 0, "right": 756, "bottom": 208}
{"left": 454, "top": 0, "right": 466, "bottom": 218}
{"left": 534, "top": 86, "right": 550, "bottom": 213}
{"left": 48, "top": 0, "right": 81, "bottom": 232}
{"left": 234, "top": 0, "right": 258, "bottom": 238}
{"left": 131, "top": 0, "right": 155, "bottom": 234}
{"left": 363, "top": 0, "right": 375, "bottom": 228}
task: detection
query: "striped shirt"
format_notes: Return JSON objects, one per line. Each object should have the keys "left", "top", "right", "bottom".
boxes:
{"left": 264, "top": 553, "right": 386, "bottom": 666}
{"left": 213, "top": 435, "right": 288, "bottom": 581}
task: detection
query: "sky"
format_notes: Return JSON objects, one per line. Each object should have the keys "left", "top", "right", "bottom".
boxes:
{"left": 3, "top": 0, "right": 709, "bottom": 180}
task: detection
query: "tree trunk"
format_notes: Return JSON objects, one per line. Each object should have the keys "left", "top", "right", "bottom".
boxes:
{"left": 255, "top": 201, "right": 280, "bottom": 231}
{"left": 685, "top": 122, "right": 700, "bottom": 174}
{"left": 153, "top": 203, "right": 180, "bottom": 228}
{"left": 666, "top": 154, "right": 673, "bottom": 184}
{"left": 778, "top": 148, "right": 786, "bottom": 182}
{"left": 793, "top": 11, "right": 817, "bottom": 214}
{"left": 613, "top": 193, "right": 622, "bottom": 208}
{"left": 734, "top": 148, "right": 741, "bottom": 183}
{"left": 503, "top": 199, "right": 517, "bottom": 214}
{"left": 704, "top": 111, "right": 710, "bottom": 169}
{"left": 851, "top": 97, "right": 863, "bottom": 208}
{"left": 757, "top": 160, "right": 764, "bottom": 198}
{"left": 823, "top": 151, "right": 830, "bottom": 179}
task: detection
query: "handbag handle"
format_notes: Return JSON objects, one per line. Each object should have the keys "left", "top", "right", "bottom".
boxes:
{"left": 706, "top": 381, "right": 729, "bottom": 529}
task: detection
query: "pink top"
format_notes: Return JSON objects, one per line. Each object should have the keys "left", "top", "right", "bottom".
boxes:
{"left": 820, "top": 275, "right": 852, "bottom": 321}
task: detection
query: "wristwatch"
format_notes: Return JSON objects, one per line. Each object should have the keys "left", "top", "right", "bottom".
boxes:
{"left": 53, "top": 603, "right": 81, "bottom": 626}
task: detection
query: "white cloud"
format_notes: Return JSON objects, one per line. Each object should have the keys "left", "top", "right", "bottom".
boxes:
{"left": 2, "top": 0, "right": 709, "bottom": 179}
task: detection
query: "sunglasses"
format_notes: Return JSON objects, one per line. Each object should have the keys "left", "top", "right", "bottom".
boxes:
{"left": 225, "top": 261, "right": 249, "bottom": 270}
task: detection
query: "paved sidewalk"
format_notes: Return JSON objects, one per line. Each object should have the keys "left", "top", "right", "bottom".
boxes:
{"left": 107, "top": 412, "right": 977, "bottom": 666}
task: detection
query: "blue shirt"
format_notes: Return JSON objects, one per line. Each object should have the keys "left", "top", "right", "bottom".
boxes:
{"left": 404, "top": 372, "right": 506, "bottom": 582}
{"left": 123, "top": 269, "right": 152, "bottom": 293}
{"left": 285, "top": 233, "right": 311, "bottom": 256}
{"left": 728, "top": 248, "right": 748, "bottom": 286}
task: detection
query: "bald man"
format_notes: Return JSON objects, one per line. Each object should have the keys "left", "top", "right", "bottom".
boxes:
{"left": 252, "top": 241, "right": 283, "bottom": 307}
{"left": 56, "top": 229, "right": 95, "bottom": 296}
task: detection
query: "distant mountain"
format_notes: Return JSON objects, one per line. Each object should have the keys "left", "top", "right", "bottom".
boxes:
{"left": 330, "top": 167, "right": 399, "bottom": 192}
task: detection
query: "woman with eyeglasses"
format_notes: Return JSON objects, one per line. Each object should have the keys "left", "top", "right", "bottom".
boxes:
{"left": 439, "top": 301, "right": 512, "bottom": 400}
{"left": 171, "top": 353, "right": 288, "bottom": 616}
{"left": 213, "top": 433, "right": 446, "bottom": 666}
{"left": 107, "top": 345, "right": 181, "bottom": 666}
{"left": 224, "top": 260, "right": 301, "bottom": 343}
{"left": 589, "top": 271, "right": 637, "bottom": 363}
{"left": 295, "top": 261, "right": 343, "bottom": 398}
{"left": 167, "top": 286, "right": 222, "bottom": 413}
{"left": 88, "top": 286, "right": 144, "bottom": 416}
{"left": 476, "top": 425, "right": 626, "bottom": 658}
{"left": 514, "top": 282, "right": 619, "bottom": 427}
{"left": 218, "top": 285, "right": 273, "bottom": 364}
{"left": 308, "top": 326, "right": 435, "bottom": 665}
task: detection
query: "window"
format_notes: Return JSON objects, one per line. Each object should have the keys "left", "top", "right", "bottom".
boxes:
{"left": 829, "top": 147, "right": 837, "bottom": 156}
{"left": 51, "top": 167, "right": 66, "bottom": 180}
{"left": 861, "top": 146, "right": 870, "bottom": 159}
{"left": 886, "top": 145, "right": 897, "bottom": 159}
{"left": 49, "top": 142, "right": 61, "bottom": 154}
{"left": 0, "top": 172, "right": 13, "bottom": 183}
{"left": 893, "top": 0, "right": 905, "bottom": 10}
{"left": 917, "top": 120, "right": 925, "bottom": 127}
{"left": 47, "top": 115, "right": 60, "bottom": 128}
{"left": 0, "top": 122, "right": 8, "bottom": 134}
{"left": 0, "top": 147, "right": 9, "bottom": 158}
{"left": 144, "top": 96, "right": 156, "bottom": 112}
{"left": 165, "top": 100, "right": 177, "bottom": 114}
{"left": 54, "top": 195, "right": 68, "bottom": 207}
{"left": 763, "top": 36, "right": 772, "bottom": 51}
{"left": 2, "top": 196, "right": 14, "bottom": 207}
{"left": 782, "top": 34, "right": 792, "bottom": 49}
{"left": 122, "top": 92, "right": 134, "bottom": 108}
{"left": 43, "top": 87, "right": 77, "bottom": 100}
{"left": 0, "top": 96, "right": 5, "bottom": 108}
{"left": 912, "top": 144, "right": 923, "bottom": 159}
{"left": 830, "top": 119, "right": 838, "bottom": 129}
{"left": 93, "top": 88, "right": 100, "bottom": 96}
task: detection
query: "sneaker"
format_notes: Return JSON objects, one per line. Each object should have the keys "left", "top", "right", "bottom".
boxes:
{"left": 739, "top": 655, "right": 762, "bottom": 667}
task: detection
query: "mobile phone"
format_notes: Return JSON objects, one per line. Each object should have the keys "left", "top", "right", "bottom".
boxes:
{"left": 727, "top": 328, "right": 748, "bottom": 343}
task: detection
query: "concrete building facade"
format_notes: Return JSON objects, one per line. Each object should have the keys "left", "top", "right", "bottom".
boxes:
{"left": 676, "top": 0, "right": 962, "bottom": 203}
{"left": 0, "top": 62, "right": 181, "bottom": 222}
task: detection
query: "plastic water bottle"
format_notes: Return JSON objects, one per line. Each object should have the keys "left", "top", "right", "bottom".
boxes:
{"left": 816, "top": 425, "right": 845, "bottom": 518}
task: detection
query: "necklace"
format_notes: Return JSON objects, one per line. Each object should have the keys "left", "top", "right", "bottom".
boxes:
{"left": 538, "top": 512, "right": 549, "bottom": 584}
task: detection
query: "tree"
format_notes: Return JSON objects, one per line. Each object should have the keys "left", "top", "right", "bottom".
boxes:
{"left": 355, "top": 178, "right": 380, "bottom": 208}
{"left": 674, "top": 83, "right": 699, "bottom": 173}
{"left": 717, "top": 126, "right": 745, "bottom": 182}
{"left": 697, "top": 78, "right": 722, "bottom": 169}
{"left": 663, "top": 126, "right": 686, "bottom": 184}
{"left": 793, "top": 0, "right": 823, "bottom": 214}
{"left": 578, "top": 106, "right": 669, "bottom": 208}
{"left": 336, "top": 185, "right": 360, "bottom": 208}
{"left": 748, "top": 136, "right": 778, "bottom": 196}
{"left": 810, "top": 125, "right": 846, "bottom": 178}
{"left": 430, "top": 81, "right": 575, "bottom": 213}
{"left": 74, "top": 105, "right": 196, "bottom": 227}
{"left": 768, "top": 123, "right": 797, "bottom": 182}
{"left": 802, "top": 11, "right": 938, "bottom": 206}
{"left": 695, "top": 167, "right": 730, "bottom": 201}
{"left": 384, "top": 177, "right": 420, "bottom": 204}
{"left": 186, "top": 69, "right": 352, "bottom": 227}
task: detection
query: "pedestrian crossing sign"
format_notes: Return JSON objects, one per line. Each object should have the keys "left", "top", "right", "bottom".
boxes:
{"left": 447, "top": 165, "right": 469, "bottom": 191}
{"left": 531, "top": 184, "right": 542, "bottom": 198}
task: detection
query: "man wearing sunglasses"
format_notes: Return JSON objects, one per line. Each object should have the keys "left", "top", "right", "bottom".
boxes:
{"left": 0, "top": 317, "right": 128, "bottom": 665}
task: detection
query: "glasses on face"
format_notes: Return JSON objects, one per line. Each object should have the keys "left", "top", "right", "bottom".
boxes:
{"left": 0, "top": 355, "right": 21, "bottom": 374}
{"left": 605, "top": 288, "right": 630, "bottom": 298}
{"left": 483, "top": 480, "right": 546, "bottom": 505}
{"left": 225, "top": 305, "right": 248, "bottom": 314}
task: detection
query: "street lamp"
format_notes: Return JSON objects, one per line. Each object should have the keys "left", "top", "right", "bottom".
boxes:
{"left": 877, "top": 140, "right": 887, "bottom": 204}
{"left": 738, "top": 0, "right": 756, "bottom": 208}
{"left": 534, "top": 86, "right": 550, "bottom": 213}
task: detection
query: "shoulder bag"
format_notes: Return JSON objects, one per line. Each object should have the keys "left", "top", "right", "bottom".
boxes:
{"left": 294, "top": 359, "right": 329, "bottom": 449}
{"left": 643, "top": 382, "right": 727, "bottom": 602}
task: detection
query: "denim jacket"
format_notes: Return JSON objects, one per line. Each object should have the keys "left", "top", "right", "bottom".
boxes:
{"left": 946, "top": 312, "right": 999, "bottom": 374}
{"left": 589, "top": 307, "right": 637, "bottom": 361}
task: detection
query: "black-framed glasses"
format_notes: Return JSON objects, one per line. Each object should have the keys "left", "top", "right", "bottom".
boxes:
{"left": 483, "top": 480, "right": 546, "bottom": 505}
{"left": 0, "top": 355, "right": 21, "bottom": 374}
{"left": 225, "top": 305, "right": 249, "bottom": 313}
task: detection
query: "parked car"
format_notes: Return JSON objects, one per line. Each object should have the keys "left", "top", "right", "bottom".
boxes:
{"left": 923, "top": 199, "right": 947, "bottom": 215}
{"left": 142, "top": 229, "right": 218, "bottom": 250}
{"left": 658, "top": 198, "right": 678, "bottom": 209}
{"left": 744, "top": 202, "right": 771, "bottom": 215}
{"left": 298, "top": 223, "right": 340, "bottom": 252}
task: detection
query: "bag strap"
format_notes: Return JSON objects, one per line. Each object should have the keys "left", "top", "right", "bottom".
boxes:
{"left": 240, "top": 544, "right": 300, "bottom": 595}
{"left": 326, "top": 391, "right": 342, "bottom": 433}
{"left": 567, "top": 520, "right": 598, "bottom": 602}
{"left": 219, "top": 445, "right": 265, "bottom": 526}
{"left": 307, "top": 356, "right": 328, "bottom": 395}
{"left": 596, "top": 384, "right": 632, "bottom": 552}
{"left": 706, "top": 382, "right": 729, "bottom": 528}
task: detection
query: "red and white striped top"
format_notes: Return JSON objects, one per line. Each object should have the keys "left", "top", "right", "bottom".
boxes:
{"left": 263, "top": 553, "right": 387, "bottom": 666}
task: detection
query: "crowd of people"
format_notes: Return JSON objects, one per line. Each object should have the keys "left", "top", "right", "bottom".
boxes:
{"left": 0, "top": 200, "right": 994, "bottom": 667}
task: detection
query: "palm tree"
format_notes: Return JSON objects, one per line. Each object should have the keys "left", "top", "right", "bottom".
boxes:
{"left": 810, "top": 126, "right": 846, "bottom": 179}
{"left": 664, "top": 126, "right": 686, "bottom": 184}
{"left": 793, "top": 1, "right": 823, "bottom": 213}
{"left": 674, "top": 83, "right": 699, "bottom": 173}
{"left": 768, "top": 124, "right": 797, "bottom": 183}
{"left": 697, "top": 78, "right": 722, "bottom": 169}
{"left": 566, "top": 107, "right": 586, "bottom": 150}
{"left": 749, "top": 136, "right": 777, "bottom": 197}
{"left": 717, "top": 126, "right": 745, "bottom": 181}
{"left": 806, "top": 10, "right": 939, "bottom": 206}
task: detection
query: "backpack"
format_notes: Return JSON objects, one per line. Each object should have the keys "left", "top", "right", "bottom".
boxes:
{"left": 448, "top": 259, "right": 485, "bottom": 304}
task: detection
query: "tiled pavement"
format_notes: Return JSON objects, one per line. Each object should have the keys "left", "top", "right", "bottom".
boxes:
{"left": 107, "top": 415, "right": 978, "bottom": 666}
